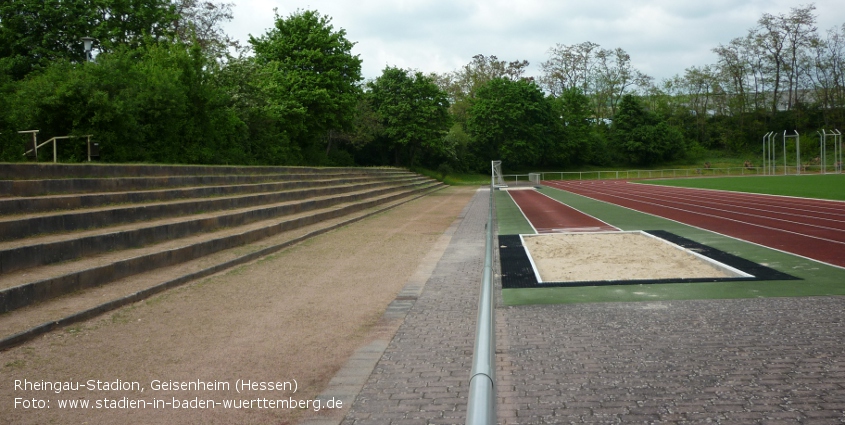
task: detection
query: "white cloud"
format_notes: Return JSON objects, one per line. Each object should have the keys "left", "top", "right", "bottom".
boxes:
{"left": 224, "top": 0, "right": 845, "bottom": 82}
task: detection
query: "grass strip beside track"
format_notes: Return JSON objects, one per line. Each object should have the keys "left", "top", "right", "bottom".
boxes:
{"left": 502, "top": 186, "right": 845, "bottom": 305}
{"left": 639, "top": 174, "right": 845, "bottom": 201}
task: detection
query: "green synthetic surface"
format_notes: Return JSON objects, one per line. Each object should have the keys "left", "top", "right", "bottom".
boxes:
{"left": 500, "top": 186, "right": 845, "bottom": 305}
{"left": 639, "top": 174, "right": 845, "bottom": 201}
{"left": 495, "top": 189, "right": 536, "bottom": 235}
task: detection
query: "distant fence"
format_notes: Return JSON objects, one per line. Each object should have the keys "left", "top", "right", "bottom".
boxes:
{"left": 500, "top": 173, "right": 541, "bottom": 186}
{"left": 539, "top": 165, "right": 843, "bottom": 181}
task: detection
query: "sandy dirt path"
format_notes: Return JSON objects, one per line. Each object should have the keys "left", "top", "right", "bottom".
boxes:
{"left": 1, "top": 186, "right": 476, "bottom": 425}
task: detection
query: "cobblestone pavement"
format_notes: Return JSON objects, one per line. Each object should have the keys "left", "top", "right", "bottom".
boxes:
{"left": 339, "top": 186, "right": 845, "bottom": 425}
{"left": 341, "top": 188, "right": 489, "bottom": 425}
{"left": 498, "top": 297, "right": 845, "bottom": 424}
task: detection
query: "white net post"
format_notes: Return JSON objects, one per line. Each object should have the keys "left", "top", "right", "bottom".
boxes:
{"left": 491, "top": 161, "right": 506, "bottom": 188}
{"left": 529, "top": 173, "right": 540, "bottom": 187}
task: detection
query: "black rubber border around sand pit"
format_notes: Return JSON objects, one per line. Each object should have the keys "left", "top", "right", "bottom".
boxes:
{"left": 499, "top": 231, "right": 799, "bottom": 289}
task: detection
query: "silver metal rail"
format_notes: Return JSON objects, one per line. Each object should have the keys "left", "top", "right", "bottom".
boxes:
{"left": 22, "top": 134, "right": 94, "bottom": 162}
{"left": 466, "top": 168, "right": 497, "bottom": 424}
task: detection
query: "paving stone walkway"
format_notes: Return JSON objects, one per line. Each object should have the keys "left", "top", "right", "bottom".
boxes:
{"left": 498, "top": 297, "right": 845, "bottom": 424}
{"left": 340, "top": 188, "right": 489, "bottom": 424}
{"left": 330, "top": 187, "right": 845, "bottom": 425}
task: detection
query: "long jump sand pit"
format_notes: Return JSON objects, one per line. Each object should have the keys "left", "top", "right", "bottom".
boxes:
{"left": 521, "top": 231, "right": 748, "bottom": 283}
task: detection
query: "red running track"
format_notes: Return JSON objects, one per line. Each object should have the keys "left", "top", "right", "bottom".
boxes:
{"left": 543, "top": 180, "right": 845, "bottom": 268}
{"left": 508, "top": 189, "right": 618, "bottom": 233}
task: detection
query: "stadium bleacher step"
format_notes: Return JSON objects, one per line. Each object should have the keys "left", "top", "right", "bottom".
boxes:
{"left": 0, "top": 181, "right": 441, "bottom": 310}
{"left": 0, "top": 169, "right": 414, "bottom": 197}
{"left": 0, "top": 164, "right": 445, "bottom": 350}
{"left": 0, "top": 175, "right": 428, "bottom": 241}
{"left": 0, "top": 175, "right": 407, "bottom": 215}
{"left": 0, "top": 178, "right": 434, "bottom": 275}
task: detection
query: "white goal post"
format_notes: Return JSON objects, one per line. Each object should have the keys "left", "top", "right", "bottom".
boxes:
{"left": 491, "top": 161, "right": 507, "bottom": 188}
{"left": 491, "top": 162, "right": 542, "bottom": 188}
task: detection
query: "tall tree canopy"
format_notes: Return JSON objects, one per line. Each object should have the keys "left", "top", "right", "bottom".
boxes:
{"left": 366, "top": 67, "right": 451, "bottom": 166}
{"left": 467, "top": 78, "right": 558, "bottom": 169}
{"left": 249, "top": 9, "right": 362, "bottom": 160}
{"left": 612, "top": 94, "right": 686, "bottom": 165}
{"left": 0, "top": 0, "right": 177, "bottom": 80}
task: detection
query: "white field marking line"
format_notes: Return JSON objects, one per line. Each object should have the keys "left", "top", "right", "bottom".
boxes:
{"left": 507, "top": 190, "right": 538, "bottom": 235}
{"left": 626, "top": 183, "right": 845, "bottom": 217}
{"left": 549, "top": 181, "right": 845, "bottom": 246}
{"left": 540, "top": 227, "right": 606, "bottom": 233}
{"left": 610, "top": 184, "right": 845, "bottom": 225}
{"left": 543, "top": 184, "right": 845, "bottom": 272}
{"left": 561, "top": 182, "right": 845, "bottom": 236}
{"left": 534, "top": 189, "right": 621, "bottom": 231}
{"left": 638, "top": 230, "right": 754, "bottom": 278}
{"left": 518, "top": 233, "right": 543, "bottom": 283}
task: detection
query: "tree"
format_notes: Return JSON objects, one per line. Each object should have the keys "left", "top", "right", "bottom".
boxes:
{"left": 367, "top": 67, "right": 451, "bottom": 166}
{"left": 810, "top": 24, "right": 845, "bottom": 126}
{"left": 594, "top": 47, "right": 649, "bottom": 118}
{"left": 714, "top": 37, "right": 753, "bottom": 115}
{"left": 7, "top": 42, "right": 245, "bottom": 164}
{"left": 0, "top": 0, "right": 177, "bottom": 80}
{"left": 445, "top": 54, "right": 529, "bottom": 101}
{"left": 540, "top": 42, "right": 650, "bottom": 120}
{"left": 755, "top": 5, "right": 818, "bottom": 112}
{"left": 612, "top": 95, "right": 686, "bottom": 165}
{"left": 540, "top": 41, "right": 599, "bottom": 96}
{"left": 466, "top": 78, "right": 557, "bottom": 169}
{"left": 553, "top": 87, "right": 598, "bottom": 165}
{"left": 249, "top": 9, "right": 362, "bottom": 161}
{"left": 434, "top": 54, "right": 530, "bottom": 131}
{"left": 171, "top": 0, "right": 239, "bottom": 59}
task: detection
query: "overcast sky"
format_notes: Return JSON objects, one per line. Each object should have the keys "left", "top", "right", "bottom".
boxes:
{"left": 223, "top": 1, "right": 845, "bottom": 83}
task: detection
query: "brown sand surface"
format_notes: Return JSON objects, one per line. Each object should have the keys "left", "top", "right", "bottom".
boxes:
{"left": 1, "top": 186, "right": 475, "bottom": 425}
{"left": 522, "top": 232, "right": 735, "bottom": 282}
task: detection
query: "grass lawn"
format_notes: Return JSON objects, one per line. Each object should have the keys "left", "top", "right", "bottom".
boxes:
{"left": 639, "top": 174, "right": 845, "bottom": 201}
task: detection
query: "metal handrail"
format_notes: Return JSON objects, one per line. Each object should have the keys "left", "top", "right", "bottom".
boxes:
{"left": 466, "top": 165, "right": 497, "bottom": 424}
{"left": 22, "top": 134, "right": 94, "bottom": 163}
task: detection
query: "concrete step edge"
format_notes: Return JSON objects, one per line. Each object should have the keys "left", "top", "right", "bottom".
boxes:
{"left": 0, "top": 170, "right": 417, "bottom": 197}
{"left": 0, "top": 164, "right": 408, "bottom": 180}
{"left": 0, "top": 175, "right": 417, "bottom": 215}
{"left": 0, "top": 176, "right": 431, "bottom": 240}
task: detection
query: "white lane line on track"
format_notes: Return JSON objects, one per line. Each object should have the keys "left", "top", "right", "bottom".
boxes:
{"left": 544, "top": 181, "right": 845, "bottom": 246}
{"left": 617, "top": 189, "right": 845, "bottom": 224}
{"left": 623, "top": 184, "right": 845, "bottom": 217}
{"left": 534, "top": 189, "right": 621, "bottom": 231}
{"left": 543, "top": 183, "right": 845, "bottom": 271}
{"left": 506, "top": 191, "right": 538, "bottom": 235}
{"left": 549, "top": 181, "right": 845, "bottom": 235}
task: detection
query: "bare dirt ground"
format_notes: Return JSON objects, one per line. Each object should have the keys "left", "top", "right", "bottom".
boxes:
{"left": 523, "top": 232, "right": 735, "bottom": 282}
{"left": 1, "top": 186, "right": 475, "bottom": 425}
